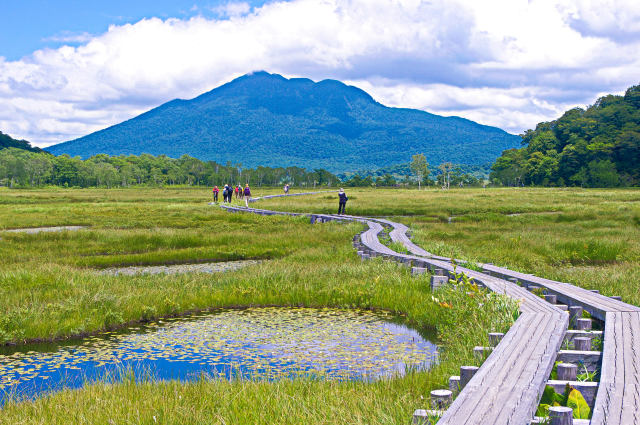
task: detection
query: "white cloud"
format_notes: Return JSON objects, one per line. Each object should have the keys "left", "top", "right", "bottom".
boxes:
{"left": 213, "top": 2, "right": 252, "bottom": 17}
{"left": 43, "top": 31, "right": 95, "bottom": 43}
{"left": 0, "top": 0, "right": 638, "bottom": 146}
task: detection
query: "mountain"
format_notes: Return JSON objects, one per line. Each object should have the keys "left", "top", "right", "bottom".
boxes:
{"left": 46, "top": 71, "right": 521, "bottom": 172}
{"left": 0, "top": 131, "right": 44, "bottom": 153}
{"left": 491, "top": 84, "right": 640, "bottom": 187}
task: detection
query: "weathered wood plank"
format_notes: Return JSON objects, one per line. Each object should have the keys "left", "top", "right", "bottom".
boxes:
{"left": 437, "top": 312, "right": 567, "bottom": 424}
{"left": 591, "top": 312, "right": 640, "bottom": 425}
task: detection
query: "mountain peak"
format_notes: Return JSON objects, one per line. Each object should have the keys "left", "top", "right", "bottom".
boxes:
{"left": 46, "top": 72, "right": 520, "bottom": 172}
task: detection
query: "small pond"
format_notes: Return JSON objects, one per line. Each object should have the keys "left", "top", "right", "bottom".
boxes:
{"left": 0, "top": 307, "right": 437, "bottom": 404}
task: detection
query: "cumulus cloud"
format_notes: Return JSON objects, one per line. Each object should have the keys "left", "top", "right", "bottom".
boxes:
{"left": 558, "top": 0, "right": 640, "bottom": 43}
{"left": 213, "top": 2, "right": 252, "bottom": 17}
{"left": 1, "top": 0, "right": 639, "bottom": 146}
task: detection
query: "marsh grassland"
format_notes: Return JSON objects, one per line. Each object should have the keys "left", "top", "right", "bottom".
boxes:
{"left": 260, "top": 187, "right": 640, "bottom": 305}
{"left": 0, "top": 186, "right": 637, "bottom": 424}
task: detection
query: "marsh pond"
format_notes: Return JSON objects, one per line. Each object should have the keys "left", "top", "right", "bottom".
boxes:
{"left": 0, "top": 307, "right": 437, "bottom": 403}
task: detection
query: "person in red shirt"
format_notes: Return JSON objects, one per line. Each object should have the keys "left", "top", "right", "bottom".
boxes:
{"left": 212, "top": 186, "right": 219, "bottom": 203}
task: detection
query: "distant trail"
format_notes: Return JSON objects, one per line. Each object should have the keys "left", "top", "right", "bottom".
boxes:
{"left": 217, "top": 190, "right": 640, "bottom": 425}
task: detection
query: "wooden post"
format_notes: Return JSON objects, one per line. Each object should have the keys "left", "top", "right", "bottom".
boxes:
{"left": 412, "top": 409, "right": 428, "bottom": 425}
{"left": 544, "top": 294, "right": 557, "bottom": 304}
{"left": 569, "top": 306, "right": 583, "bottom": 325}
{"left": 473, "top": 346, "right": 492, "bottom": 361}
{"left": 556, "top": 304, "right": 568, "bottom": 311}
{"left": 576, "top": 318, "right": 592, "bottom": 330}
{"left": 574, "top": 337, "right": 591, "bottom": 351}
{"left": 557, "top": 363, "right": 578, "bottom": 381}
{"left": 488, "top": 332, "right": 504, "bottom": 347}
{"left": 411, "top": 267, "right": 427, "bottom": 276}
{"left": 459, "top": 366, "right": 479, "bottom": 389}
{"left": 431, "top": 275, "right": 448, "bottom": 291}
{"left": 430, "top": 389, "right": 453, "bottom": 409}
{"left": 434, "top": 268, "right": 445, "bottom": 276}
{"left": 448, "top": 376, "right": 460, "bottom": 394}
{"left": 549, "top": 406, "right": 573, "bottom": 424}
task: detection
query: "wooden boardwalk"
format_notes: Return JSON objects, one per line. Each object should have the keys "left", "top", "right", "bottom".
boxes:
{"left": 217, "top": 194, "right": 640, "bottom": 425}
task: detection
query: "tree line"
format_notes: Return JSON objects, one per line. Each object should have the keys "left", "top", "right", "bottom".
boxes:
{"left": 490, "top": 84, "right": 640, "bottom": 187}
{"left": 0, "top": 148, "right": 339, "bottom": 188}
{"left": 341, "top": 154, "right": 483, "bottom": 188}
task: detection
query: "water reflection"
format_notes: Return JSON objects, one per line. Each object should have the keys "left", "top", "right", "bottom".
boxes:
{"left": 0, "top": 307, "right": 437, "bottom": 403}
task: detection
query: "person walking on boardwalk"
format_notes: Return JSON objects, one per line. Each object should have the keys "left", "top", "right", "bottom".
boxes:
{"left": 338, "top": 188, "right": 348, "bottom": 215}
{"left": 234, "top": 185, "right": 240, "bottom": 200}
{"left": 212, "top": 185, "right": 219, "bottom": 203}
{"left": 223, "top": 184, "right": 231, "bottom": 203}
{"left": 243, "top": 184, "right": 251, "bottom": 207}
{"left": 238, "top": 183, "right": 244, "bottom": 200}
{"left": 284, "top": 184, "right": 289, "bottom": 195}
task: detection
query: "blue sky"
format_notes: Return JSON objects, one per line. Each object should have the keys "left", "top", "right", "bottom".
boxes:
{"left": 0, "top": 1, "right": 274, "bottom": 60}
{"left": 1, "top": 0, "right": 639, "bottom": 146}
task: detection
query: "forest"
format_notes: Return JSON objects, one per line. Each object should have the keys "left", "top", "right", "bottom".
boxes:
{"left": 0, "top": 131, "right": 43, "bottom": 153}
{"left": 490, "top": 84, "right": 640, "bottom": 187}
{"left": 0, "top": 148, "right": 338, "bottom": 188}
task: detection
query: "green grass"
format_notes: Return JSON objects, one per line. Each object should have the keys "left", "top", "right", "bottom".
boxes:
{"left": 259, "top": 187, "right": 640, "bottom": 305}
{"left": 0, "top": 280, "right": 514, "bottom": 425}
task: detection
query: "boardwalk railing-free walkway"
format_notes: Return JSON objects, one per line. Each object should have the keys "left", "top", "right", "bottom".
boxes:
{"left": 215, "top": 193, "right": 639, "bottom": 425}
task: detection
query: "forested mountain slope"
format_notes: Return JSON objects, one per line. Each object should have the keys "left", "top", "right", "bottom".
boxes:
{"left": 46, "top": 72, "right": 520, "bottom": 172}
{"left": 491, "top": 84, "right": 640, "bottom": 187}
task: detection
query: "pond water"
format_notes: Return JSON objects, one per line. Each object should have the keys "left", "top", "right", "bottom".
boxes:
{"left": 0, "top": 307, "right": 437, "bottom": 404}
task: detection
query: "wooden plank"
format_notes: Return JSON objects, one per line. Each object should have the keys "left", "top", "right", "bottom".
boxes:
{"left": 546, "top": 380, "right": 598, "bottom": 405}
{"left": 437, "top": 312, "right": 567, "bottom": 424}
{"left": 564, "top": 330, "right": 603, "bottom": 345}
{"left": 556, "top": 350, "right": 601, "bottom": 372}
{"left": 590, "top": 312, "right": 640, "bottom": 424}
{"left": 481, "top": 264, "right": 640, "bottom": 318}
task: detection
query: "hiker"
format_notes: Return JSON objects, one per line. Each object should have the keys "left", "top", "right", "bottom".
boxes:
{"left": 238, "top": 183, "right": 244, "bottom": 199}
{"left": 284, "top": 184, "right": 289, "bottom": 195}
{"left": 235, "top": 185, "right": 240, "bottom": 199}
{"left": 223, "top": 184, "right": 230, "bottom": 202}
{"left": 338, "top": 188, "right": 348, "bottom": 215}
{"left": 244, "top": 184, "right": 251, "bottom": 207}
{"left": 212, "top": 185, "right": 219, "bottom": 203}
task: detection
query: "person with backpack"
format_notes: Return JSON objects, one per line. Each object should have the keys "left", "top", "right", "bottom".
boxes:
{"left": 238, "top": 183, "right": 244, "bottom": 200}
{"left": 235, "top": 185, "right": 240, "bottom": 200}
{"left": 244, "top": 184, "right": 251, "bottom": 207}
{"left": 284, "top": 184, "right": 289, "bottom": 195}
{"left": 223, "top": 184, "right": 230, "bottom": 202}
{"left": 212, "top": 186, "right": 219, "bottom": 203}
{"left": 338, "top": 188, "right": 348, "bottom": 215}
